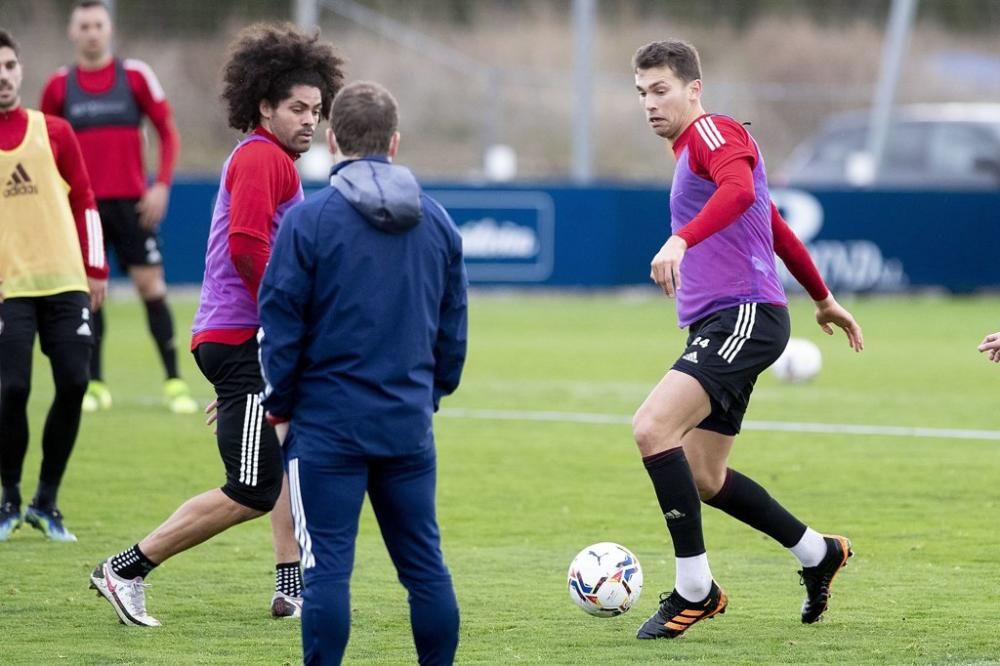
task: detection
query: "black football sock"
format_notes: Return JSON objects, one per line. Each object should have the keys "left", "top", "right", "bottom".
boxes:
{"left": 643, "top": 448, "right": 706, "bottom": 557}
{"left": 1, "top": 484, "right": 22, "bottom": 509}
{"left": 276, "top": 561, "right": 303, "bottom": 597}
{"left": 704, "top": 468, "right": 807, "bottom": 547}
{"left": 111, "top": 544, "right": 159, "bottom": 580}
{"left": 31, "top": 480, "right": 60, "bottom": 513}
{"left": 90, "top": 307, "right": 105, "bottom": 382}
{"left": 144, "top": 297, "right": 179, "bottom": 380}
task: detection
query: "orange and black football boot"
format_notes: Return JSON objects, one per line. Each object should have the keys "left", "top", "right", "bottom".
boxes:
{"left": 636, "top": 581, "right": 728, "bottom": 639}
{"left": 799, "top": 534, "right": 853, "bottom": 623}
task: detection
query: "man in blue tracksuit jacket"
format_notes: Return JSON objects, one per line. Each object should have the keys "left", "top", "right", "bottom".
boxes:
{"left": 258, "top": 81, "right": 468, "bottom": 666}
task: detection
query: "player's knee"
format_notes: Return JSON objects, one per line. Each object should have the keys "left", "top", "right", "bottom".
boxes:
{"left": 396, "top": 562, "right": 452, "bottom": 593}
{"left": 55, "top": 369, "right": 89, "bottom": 399}
{"left": 631, "top": 409, "right": 654, "bottom": 448}
{"left": 632, "top": 408, "right": 681, "bottom": 454}
{"left": 692, "top": 468, "right": 726, "bottom": 500}
{"left": 221, "top": 477, "right": 282, "bottom": 514}
{"left": 134, "top": 273, "right": 167, "bottom": 301}
{"left": 0, "top": 378, "right": 31, "bottom": 407}
{"left": 53, "top": 370, "right": 88, "bottom": 401}
{"left": 139, "top": 285, "right": 168, "bottom": 302}
{"left": 47, "top": 344, "right": 91, "bottom": 397}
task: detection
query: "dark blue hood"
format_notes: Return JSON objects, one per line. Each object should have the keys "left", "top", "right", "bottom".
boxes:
{"left": 329, "top": 157, "right": 422, "bottom": 234}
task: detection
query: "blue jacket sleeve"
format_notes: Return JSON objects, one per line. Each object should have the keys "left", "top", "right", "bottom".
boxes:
{"left": 258, "top": 203, "right": 315, "bottom": 420}
{"left": 432, "top": 222, "right": 469, "bottom": 411}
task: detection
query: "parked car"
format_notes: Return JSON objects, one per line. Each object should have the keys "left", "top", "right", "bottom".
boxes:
{"left": 777, "top": 103, "right": 1000, "bottom": 189}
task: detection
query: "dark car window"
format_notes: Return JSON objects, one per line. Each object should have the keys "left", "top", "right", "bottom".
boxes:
{"left": 785, "top": 109, "right": 1000, "bottom": 189}
{"left": 882, "top": 122, "right": 930, "bottom": 173}
{"left": 803, "top": 126, "right": 866, "bottom": 171}
{"left": 927, "top": 123, "right": 1000, "bottom": 177}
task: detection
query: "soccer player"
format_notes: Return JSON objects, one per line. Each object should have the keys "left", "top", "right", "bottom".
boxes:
{"left": 978, "top": 332, "right": 1000, "bottom": 362}
{"left": 40, "top": 0, "right": 195, "bottom": 414}
{"left": 88, "top": 23, "right": 344, "bottom": 626}
{"left": 258, "top": 81, "right": 468, "bottom": 665}
{"left": 629, "top": 41, "right": 865, "bottom": 640}
{"left": 0, "top": 29, "right": 108, "bottom": 542}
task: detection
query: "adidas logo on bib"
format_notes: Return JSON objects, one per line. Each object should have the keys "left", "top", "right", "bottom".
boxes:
{"left": 3, "top": 163, "right": 38, "bottom": 198}
{"left": 681, "top": 351, "right": 698, "bottom": 363}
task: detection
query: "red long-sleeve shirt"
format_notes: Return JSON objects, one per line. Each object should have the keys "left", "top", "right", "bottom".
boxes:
{"left": 0, "top": 106, "right": 108, "bottom": 280}
{"left": 672, "top": 114, "right": 828, "bottom": 301}
{"left": 40, "top": 58, "right": 179, "bottom": 200}
{"left": 227, "top": 127, "right": 301, "bottom": 301}
{"left": 190, "top": 127, "right": 301, "bottom": 349}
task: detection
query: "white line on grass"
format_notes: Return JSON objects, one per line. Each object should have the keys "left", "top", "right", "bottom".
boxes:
{"left": 439, "top": 408, "right": 1000, "bottom": 441}
{"left": 115, "top": 398, "right": 1000, "bottom": 442}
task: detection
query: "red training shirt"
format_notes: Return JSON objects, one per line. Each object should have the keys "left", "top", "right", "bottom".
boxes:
{"left": 190, "top": 126, "right": 301, "bottom": 349}
{"left": 40, "top": 58, "right": 179, "bottom": 200}
{"left": 672, "top": 114, "right": 828, "bottom": 301}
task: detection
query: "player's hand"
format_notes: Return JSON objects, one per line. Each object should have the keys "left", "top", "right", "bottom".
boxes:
{"left": 274, "top": 421, "right": 289, "bottom": 446}
{"left": 205, "top": 399, "right": 219, "bottom": 434}
{"left": 136, "top": 183, "right": 170, "bottom": 230}
{"left": 977, "top": 332, "right": 1000, "bottom": 362}
{"left": 814, "top": 294, "right": 863, "bottom": 352}
{"left": 650, "top": 236, "right": 687, "bottom": 298}
{"left": 87, "top": 277, "right": 108, "bottom": 312}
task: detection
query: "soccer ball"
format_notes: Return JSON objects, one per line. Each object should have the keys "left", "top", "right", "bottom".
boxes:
{"left": 771, "top": 337, "right": 822, "bottom": 383}
{"left": 567, "top": 542, "right": 643, "bottom": 617}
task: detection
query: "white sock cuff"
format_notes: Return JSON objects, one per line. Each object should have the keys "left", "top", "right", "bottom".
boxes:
{"left": 790, "top": 527, "right": 827, "bottom": 568}
{"left": 675, "top": 553, "right": 713, "bottom": 602}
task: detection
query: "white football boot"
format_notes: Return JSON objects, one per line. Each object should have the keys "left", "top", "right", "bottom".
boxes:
{"left": 89, "top": 559, "right": 161, "bottom": 627}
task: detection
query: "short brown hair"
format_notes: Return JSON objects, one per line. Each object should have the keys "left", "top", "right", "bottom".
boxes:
{"left": 632, "top": 40, "right": 702, "bottom": 83}
{"left": 73, "top": 0, "right": 110, "bottom": 12}
{"left": 0, "top": 29, "right": 19, "bottom": 57}
{"left": 330, "top": 81, "right": 398, "bottom": 157}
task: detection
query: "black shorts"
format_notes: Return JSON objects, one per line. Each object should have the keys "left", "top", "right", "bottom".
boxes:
{"left": 98, "top": 198, "right": 163, "bottom": 272}
{"left": 0, "top": 291, "right": 94, "bottom": 351}
{"left": 193, "top": 338, "right": 283, "bottom": 512}
{"left": 672, "top": 302, "right": 790, "bottom": 436}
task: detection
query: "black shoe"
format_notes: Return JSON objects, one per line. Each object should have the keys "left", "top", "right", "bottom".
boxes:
{"left": 636, "top": 581, "right": 727, "bottom": 639}
{"left": 799, "top": 535, "right": 853, "bottom": 624}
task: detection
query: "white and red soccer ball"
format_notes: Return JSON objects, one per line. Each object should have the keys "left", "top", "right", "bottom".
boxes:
{"left": 567, "top": 542, "right": 644, "bottom": 617}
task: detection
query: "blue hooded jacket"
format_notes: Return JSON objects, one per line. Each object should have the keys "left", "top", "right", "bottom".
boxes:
{"left": 258, "top": 157, "right": 468, "bottom": 457}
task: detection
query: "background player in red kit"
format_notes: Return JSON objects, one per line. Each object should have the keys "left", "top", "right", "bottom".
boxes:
{"left": 41, "top": 0, "right": 195, "bottom": 415}
{"left": 0, "top": 28, "right": 108, "bottom": 542}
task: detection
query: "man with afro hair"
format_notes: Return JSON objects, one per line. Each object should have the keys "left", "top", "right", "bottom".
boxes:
{"left": 89, "top": 23, "right": 344, "bottom": 628}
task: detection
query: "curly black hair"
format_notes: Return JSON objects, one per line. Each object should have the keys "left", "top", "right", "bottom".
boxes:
{"left": 221, "top": 22, "right": 345, "bottom": 133}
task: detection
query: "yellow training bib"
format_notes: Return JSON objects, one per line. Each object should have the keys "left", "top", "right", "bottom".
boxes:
{"left": 0, "top": 109, "right": 89, "bottom": 298}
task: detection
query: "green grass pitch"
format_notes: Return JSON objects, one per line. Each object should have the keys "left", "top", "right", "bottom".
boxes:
{"left": 3, "top": 293, "right": 1000, "bottom": 664}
